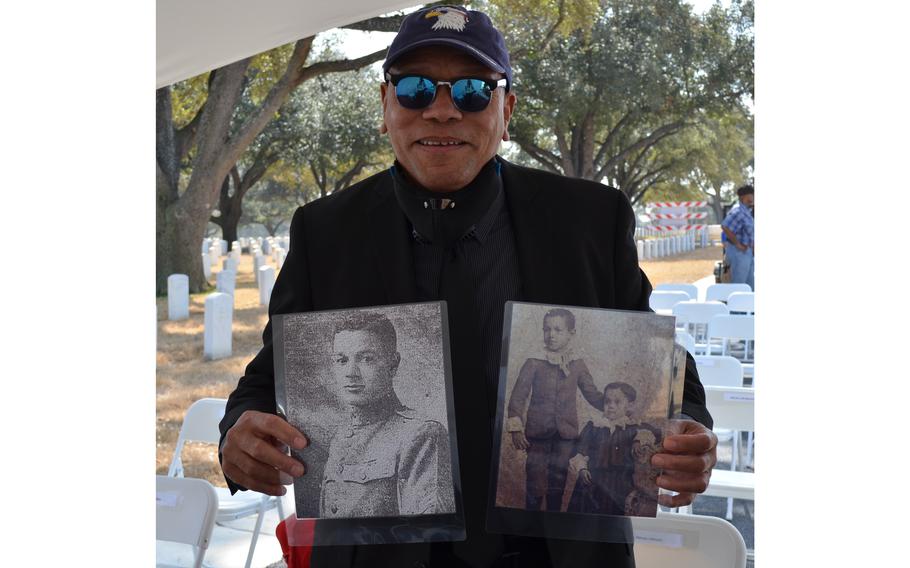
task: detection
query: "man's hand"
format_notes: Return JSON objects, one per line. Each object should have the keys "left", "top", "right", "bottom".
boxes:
{"left": 736, "top": 242, "right": 747, "bottom": 252}
{"left": 221, "top": 410, "right": 309, "bottom": 496}
{"left": 579, "top": 468, "right": 593, "bottom": 487}
{"left": 651, "top": 419, "right": 718, "bottom": 508}
{"left": 511, "top": 431, "right": 530, "bottom": 451}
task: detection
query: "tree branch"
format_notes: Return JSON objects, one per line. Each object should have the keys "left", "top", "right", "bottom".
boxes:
{"left": 510, "top": 0, "right": 567, "bottom": 60}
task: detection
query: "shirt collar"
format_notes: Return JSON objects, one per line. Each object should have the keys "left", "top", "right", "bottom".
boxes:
{"left": 590, "top": 414, "right": 637, "bottom": 432}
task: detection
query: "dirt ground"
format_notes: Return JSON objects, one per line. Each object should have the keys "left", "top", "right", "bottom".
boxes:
{"left": 156, "top": 244, "right": 723, "bottom": 487}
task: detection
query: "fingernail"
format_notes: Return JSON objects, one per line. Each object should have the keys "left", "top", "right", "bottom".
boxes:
{"left": 294, "top": 436, "right": 307, "bottom": 449}
{"left": 293, "top": 464, "right": 305, "bottom": 477}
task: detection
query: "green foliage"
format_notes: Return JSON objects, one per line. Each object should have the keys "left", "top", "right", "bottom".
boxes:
{"left": 239, "top": 63, "right": 392, "bottom": 231}
{"left": 503, "top": 0, "right": 752, "bottom": 203}
{"left": 170, "top": 73, "right": 208, "bottom": 129}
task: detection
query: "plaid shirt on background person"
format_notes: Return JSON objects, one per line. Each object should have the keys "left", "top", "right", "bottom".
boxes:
{"left": 722, "top": 203, "right": 754, "bottom": 247}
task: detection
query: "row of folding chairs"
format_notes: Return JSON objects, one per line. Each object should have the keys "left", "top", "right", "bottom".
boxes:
{"left": 156, "top": 475, "right": 749, "bottom": 568}
{"left": 654, "top": 282, "right": 753, "bottom": 306}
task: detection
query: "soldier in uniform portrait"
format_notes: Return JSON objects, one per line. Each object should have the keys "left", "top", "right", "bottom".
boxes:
{"left": 320, "top": 311, "right": 456, "bottom": 518}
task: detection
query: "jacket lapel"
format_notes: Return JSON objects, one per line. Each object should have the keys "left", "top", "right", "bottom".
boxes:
{"left": 366, "top": 173, "right": 419, "bottom": 304}
{"left": 499, "top": 158, "right": 556, "bottom": 303}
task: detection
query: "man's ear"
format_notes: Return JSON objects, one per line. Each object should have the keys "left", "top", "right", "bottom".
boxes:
{"left": 379, "top": 82, "right": 389, "bottom": 134}
{"left": 389, "top": 351, "right": 401, "bottom": 376}
{"left": 501, "top": 91, "right": 517, "bottom": 141}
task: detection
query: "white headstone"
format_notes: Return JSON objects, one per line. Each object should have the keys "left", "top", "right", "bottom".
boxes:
{"left": 209, "top": 245, "right": 220, "bottom": 266}
{"left": 203, "top": 292, "right": 232, "bottom": 360}
{"left": 262, "top": 239, "right": 271, "bottom": 255}
{"left": 259, "top": 265, "right": 276, "bottom": 307}
{"left": 636, "top": 240, "right": 645, "bottom": 260}
{"left": 201, "top": 253, "right": 212, "bottom": 279}
{"left": 223, "top": 257, "right": 239, "bottom": 273}
{"left": 216, "top": 269, "right": 236, "bottom": 297}
{"left": 201, "top": 238, "right": 211, "bottom": 254}
{"left": 219, "top": 239, "right": 227, "bottom": 255}
{"left": 254, "top": 254, "right": 266, "bottom": 284}
{"left": 277, "top": 249, "right": 287, "bottom": 269}
{"left": 167, "top": 274, "right": 189, "bottom": 320}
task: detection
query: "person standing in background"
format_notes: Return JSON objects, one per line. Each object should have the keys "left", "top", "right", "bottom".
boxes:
{"left": 721, "top": 185, "right": 755, "bottom": 290}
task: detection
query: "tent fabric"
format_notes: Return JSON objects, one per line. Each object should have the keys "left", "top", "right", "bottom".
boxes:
{"left": 157, "top": 0, "right": 415, "bottom": 88}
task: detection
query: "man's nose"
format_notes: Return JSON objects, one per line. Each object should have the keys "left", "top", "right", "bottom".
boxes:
{"left": 422, "top": 84, "right": 462, "bottom": 121}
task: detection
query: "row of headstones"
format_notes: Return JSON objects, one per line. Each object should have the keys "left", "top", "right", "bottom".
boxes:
{"left": 168, "top": 239, "right": 287, "bottom": 360}
{"left": 167, "top": 273, "right": 274, "bottom": 361}
{"left": 637, "top": 229, "right": 709, "bottom": 260}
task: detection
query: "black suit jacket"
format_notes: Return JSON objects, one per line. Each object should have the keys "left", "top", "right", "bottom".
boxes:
{"left": 220, "top": 157, "right": 712, "bottom": 567}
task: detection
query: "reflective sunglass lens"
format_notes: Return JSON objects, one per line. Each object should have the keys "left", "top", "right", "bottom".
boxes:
{"left": 396, "top": 76, "right": 436, "bottom": 109}
{"left": 452, "top": 79, "right": 492, "bottom": 112}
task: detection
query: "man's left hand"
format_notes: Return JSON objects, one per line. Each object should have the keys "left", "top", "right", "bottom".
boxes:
{"left": 651, "top": 419, "right": 718, "bottom": 508}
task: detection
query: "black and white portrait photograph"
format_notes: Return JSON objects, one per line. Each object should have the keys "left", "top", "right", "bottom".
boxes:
{"left": 273, "top": 302, "right": 461, "bottom": 538}
{"left": 490, "top": 302, "right": 676, "bottom": 533}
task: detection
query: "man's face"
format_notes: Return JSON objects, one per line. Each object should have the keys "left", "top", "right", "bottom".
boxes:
{"left": 542, "top": 315, "right": 574, "bottom": 353}
{"left": 740, "top": 193, "right": 754, "bottom": 208}
{"left": 380, "top": 45, "right": 517, "bottom": 192}
{"left": 331, "top": 330, "right": 399, "bottom": 407}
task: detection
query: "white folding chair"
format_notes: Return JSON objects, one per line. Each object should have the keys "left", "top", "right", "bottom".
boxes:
{"left": 157, "top": 476, "right": 218, "bottom": 568}
{"left": 702, "top": 386, "right": 755, "bottom": 520}
{"left": 631, "top": 511, "right": 747, "bottom": 568}
{"left": 694, "top": 356, "right": 743, "bottom": 387}
{"left": 675, "top": 330, "right": 695, "bottom": 354}
{"left": 672, "top": 301, "right": 729, "bottom": 355}
{"left": 650, "top": 291, "right": 691, "bottom": 314}
{"left": 168, "top": 398, "right": 285, "bottom": 568}
{"left": 707, "top": 314, "right": 755, "bottom": 361}
{"left": 654, "top": 283, "right": 698, "bottom": 301}
{"left": 705, "top": 283, "right": 752, "bottom": 303}
{"left": 726, "top": 291, "right": 754, "bottom": 314}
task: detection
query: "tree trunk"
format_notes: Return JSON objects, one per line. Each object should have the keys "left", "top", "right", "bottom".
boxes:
{"left": 157, "top": 195, "right": 211, "bottom": 294}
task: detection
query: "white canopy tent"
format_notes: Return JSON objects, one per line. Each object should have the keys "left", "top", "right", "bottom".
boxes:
{"left": 156, "top": 0, "right": 418, "bottom": 88}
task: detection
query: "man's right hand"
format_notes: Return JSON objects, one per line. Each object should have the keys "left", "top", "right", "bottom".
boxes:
{"left": 221, "top": 410, "right": 309, "bottom": 496}
{"left": 511, "top": 431, "right": 530, "bottom": 451}
{"left": 736, "top": 242, "right": 747, "bottom": 252}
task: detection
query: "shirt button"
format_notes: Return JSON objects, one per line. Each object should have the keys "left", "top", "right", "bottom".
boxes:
{"left": 361, "top": 472, "right": 367, "bottom": 481}
{"left": 331, "top": 505, "right": 338, "bottom": 514}
{"left": 337, "top": 464, "right": 344, "bottom": 475}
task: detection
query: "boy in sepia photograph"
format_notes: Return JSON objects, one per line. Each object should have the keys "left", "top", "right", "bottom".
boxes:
{"left": 567, "top": 382, "right": 661, "bottom": 517}
{"left": 505, "top": 308, "right": 604, "bottom": 512}
{"left": 319, "top": 311, "right": 455, "bottom": 518}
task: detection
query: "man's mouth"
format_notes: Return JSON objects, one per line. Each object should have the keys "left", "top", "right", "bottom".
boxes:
{"left": 343, "top": 385, "right": 365, "bottom": 393}
{"left": 416, "top": 138, "right": 466, "bottom": 147}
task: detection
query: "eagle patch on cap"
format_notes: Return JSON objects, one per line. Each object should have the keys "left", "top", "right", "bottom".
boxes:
{"left": 424, "top": 7, "right": 469, "bottom": 32}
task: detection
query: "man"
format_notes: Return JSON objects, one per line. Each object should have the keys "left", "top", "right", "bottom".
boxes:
{"left": 722, "top": 185, "right": 755, "bottom": 290}
{"left": 320, "top": 311, "right": 455, "bottom": 518}
{"left": 220, "top": 6, "right": 717, "bottom": 567}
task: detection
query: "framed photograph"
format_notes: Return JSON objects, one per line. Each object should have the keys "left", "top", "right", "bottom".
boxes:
{"left": 487, "top": 302, "right": 676, "bottom": 543}
{"left": 274, "top": 302, "right": 465, "bottom": 546}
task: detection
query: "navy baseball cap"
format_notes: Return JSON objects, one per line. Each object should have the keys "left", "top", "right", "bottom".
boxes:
{"left": 383, "top": 5, "right": 512, "bottom": 90}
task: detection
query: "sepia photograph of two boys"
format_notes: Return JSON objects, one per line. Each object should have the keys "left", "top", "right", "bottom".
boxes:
{"left": 494, "top": 303, "right": 675, "bottom": 520}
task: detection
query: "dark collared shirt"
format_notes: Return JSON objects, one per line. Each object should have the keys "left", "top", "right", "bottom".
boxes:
{"left": 409, "top": 177, "right": 523, "bottom": 403}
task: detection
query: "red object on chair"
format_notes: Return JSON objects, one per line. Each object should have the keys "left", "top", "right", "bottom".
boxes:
{"left": 276, "top": 515, "right": 316, "bottom": 568}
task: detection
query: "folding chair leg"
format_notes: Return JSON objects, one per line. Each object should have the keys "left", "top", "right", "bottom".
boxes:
{"left": 731, "top": 433, "right": 739, "bottom": 471}
{"left": 244, "top": 497, "right": 269, "bottom": 568}
{"left": 746, "top": 432, "right": 754, "bottom": 468}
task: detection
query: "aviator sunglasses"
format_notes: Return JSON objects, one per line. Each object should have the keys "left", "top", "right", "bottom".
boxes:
{"left": 385, "top": 72, "right": 509, "bottom": 113}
